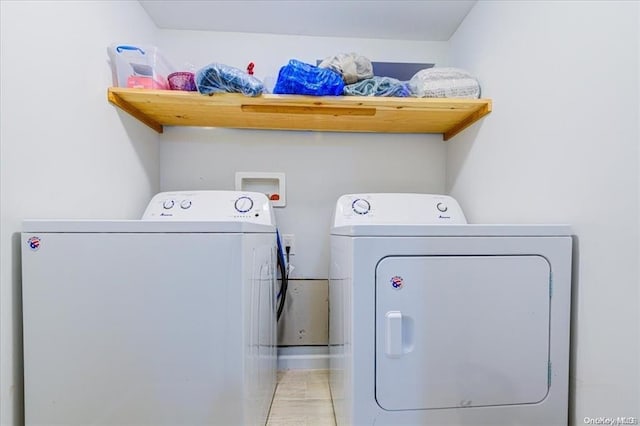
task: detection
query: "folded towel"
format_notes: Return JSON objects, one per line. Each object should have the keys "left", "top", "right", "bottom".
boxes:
{"left": 344, "top": 76, "right": 410, "bottom": 97}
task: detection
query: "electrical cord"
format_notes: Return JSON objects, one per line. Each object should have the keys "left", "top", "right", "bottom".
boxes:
{"left": 276, "top": 241, "right": 290, "bottom": 321}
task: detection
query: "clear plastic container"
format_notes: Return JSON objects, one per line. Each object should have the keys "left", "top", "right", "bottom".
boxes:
{"left": 108, "top": 44, "right": 174, "bottom": 90}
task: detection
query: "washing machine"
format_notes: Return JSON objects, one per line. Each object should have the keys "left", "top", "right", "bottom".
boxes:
{"left": 329, "top": 193, "right": 573, "bottom": 426}
{"left": 22, "top": 190, "right": 278, "bottom": 426}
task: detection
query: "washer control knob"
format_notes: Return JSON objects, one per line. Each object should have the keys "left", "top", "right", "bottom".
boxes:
{"left": 352, "top": 198, "right": 371, "bottom": 215}
{"left": 180, "top": 200, "right": 192, "bottom": 209}
{"left": 234, "top": 196, "right": 254, "bottom": 213}
{"left": 436, "top": 202, "right": 448, "bottom": 212}
{"left": 162, "top": 200, "right": 175, "bottom": 209}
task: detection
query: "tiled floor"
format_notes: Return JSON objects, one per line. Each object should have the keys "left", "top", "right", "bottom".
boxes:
{"left": 267, "top": 369, "right": 336, "bottom": 426}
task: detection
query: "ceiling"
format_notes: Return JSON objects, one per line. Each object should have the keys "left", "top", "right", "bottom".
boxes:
{"left": 139, "top": 0, "right": 477, "bottom": 41}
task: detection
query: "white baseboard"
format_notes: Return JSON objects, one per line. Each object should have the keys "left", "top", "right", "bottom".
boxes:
{"left": 277, "top": 346, "right": 329, "bottom": 370}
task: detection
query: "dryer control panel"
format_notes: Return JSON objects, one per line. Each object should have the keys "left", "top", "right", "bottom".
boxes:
{"left": 333, "top": 193, "right": 467, "bottom": 227}
{"left": 142, "top": 190, "right": 275, "bottom": 225}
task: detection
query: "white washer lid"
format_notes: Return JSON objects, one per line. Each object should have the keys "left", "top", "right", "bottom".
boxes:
{"left": 22, "top": 220, "right": 276, "bottom": 234}
{"left": 331, "top": 224, "right": 572, "bottom": 237}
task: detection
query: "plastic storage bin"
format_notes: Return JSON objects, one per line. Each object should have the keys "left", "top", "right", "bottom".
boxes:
{"left": 108, "top": 44, "right": 174, "bottom": 90}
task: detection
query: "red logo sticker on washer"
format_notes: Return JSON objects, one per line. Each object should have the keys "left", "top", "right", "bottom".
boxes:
{"left": 390, "top": 276, "right": 404, "bottom": 290}
{"left": 27, "top": 236, "right": 41, "bottom": 251}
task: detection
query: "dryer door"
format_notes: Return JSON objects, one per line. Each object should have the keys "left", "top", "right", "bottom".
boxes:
{"left": 375, "top": 255, "right": 551, "bottom": 411}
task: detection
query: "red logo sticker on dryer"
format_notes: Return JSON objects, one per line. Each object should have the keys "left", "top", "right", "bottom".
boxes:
{"left": 390, "top": 276, "right": 404, "bottom": 290}
{"left": 27, "top": 236, "right": 41, "bottom": 251}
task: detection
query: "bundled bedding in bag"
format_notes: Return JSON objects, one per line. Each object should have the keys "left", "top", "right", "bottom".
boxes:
{"left": 273, "top": 59, "right": 344, "bottom": 96}
{"left": 196, "top": 63, "right": 264, "bottom": 97}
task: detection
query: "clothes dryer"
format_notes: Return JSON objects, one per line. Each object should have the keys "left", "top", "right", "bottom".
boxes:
{"left": 22, "top": 191, "right": 278, "bottom": 426}
{"left": 329, "top": 193, "right": 572, "bottom": 426}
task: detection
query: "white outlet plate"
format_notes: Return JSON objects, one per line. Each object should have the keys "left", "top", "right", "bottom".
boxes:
{"left": 282, "top": 234, "right": 295, "bottom": 255}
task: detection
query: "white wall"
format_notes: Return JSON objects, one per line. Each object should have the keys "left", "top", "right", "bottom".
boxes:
{"left": 447, "top": 1, "right": 639, "bottom": 422}
{"left": 0, "top": 1, "right": 160, "bottom": 424}
{"left": 157, "top": 30, "right": 450, "bottom": 278}
{"left": 156, "top": 29, "right": 450, "bottom": 90}
{"left": 160, "top": 130, "right": 445, "bottom": 278}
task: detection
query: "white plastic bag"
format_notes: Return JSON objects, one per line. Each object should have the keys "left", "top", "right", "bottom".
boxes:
{"left": 318, "top": 52, "right": 373, "bottom": 84}
{"left": 408, "top": 67, "right": 480, "bottom": 98}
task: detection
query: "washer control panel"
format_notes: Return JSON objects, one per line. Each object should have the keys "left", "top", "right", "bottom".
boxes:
{"left": 334, "top": 193, "right": 467, "bottom": 227}
{"left": 142, "top": 190, "right": 275, "bottom": 225}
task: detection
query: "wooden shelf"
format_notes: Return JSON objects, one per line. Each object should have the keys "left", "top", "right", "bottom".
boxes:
{"left": 108, "top": 87, "right": 491, "bottom": 141}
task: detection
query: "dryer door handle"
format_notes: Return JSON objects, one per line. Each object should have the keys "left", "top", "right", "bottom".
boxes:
{"left": 385, "top": 311, "right": 403, "bottom": 358}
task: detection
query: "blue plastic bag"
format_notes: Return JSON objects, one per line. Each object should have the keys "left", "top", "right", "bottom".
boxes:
{"left": 196, "top": 63, "right": 264, "bottom": 97}
{"left": 273, "top": 60, "right": 344, "bottom": 96}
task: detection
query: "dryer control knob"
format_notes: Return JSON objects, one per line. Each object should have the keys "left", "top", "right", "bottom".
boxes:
{"left": 234, "top": 196, "right": 254, "bottom": 213}
{"left": 163, "top": 200, "right": 175, "bottom": 209}
{"left": 352, "top": 198, "right": 371, "bottom": 215}
{"left": 180, "top": 200, "right": 192, "bottom": 209}
{"left": 436, "top": 202, "right": 448, "bottom": 212}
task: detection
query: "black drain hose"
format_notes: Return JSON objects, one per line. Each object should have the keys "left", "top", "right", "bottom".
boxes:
{"left": 276, "top": 233, "right": 289, "bottom": 321}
